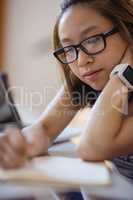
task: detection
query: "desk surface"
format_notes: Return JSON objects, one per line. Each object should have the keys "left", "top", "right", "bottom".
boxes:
{"left": 0, "top": 119, "right": 133, "bottom": 200}
{"left": 0, "top": 140, "right": 132, "bottom": 200}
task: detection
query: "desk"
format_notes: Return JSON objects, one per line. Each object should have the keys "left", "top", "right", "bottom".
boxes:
{"left": 0, "top": 125, "right": 133, "bottom": 199}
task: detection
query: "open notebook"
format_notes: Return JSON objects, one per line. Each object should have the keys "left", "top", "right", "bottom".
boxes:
{"left": 0, "top": 156, "right": 111, "bottom": 189}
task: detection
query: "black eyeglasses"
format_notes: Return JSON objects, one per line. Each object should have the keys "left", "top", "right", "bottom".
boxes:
{"left": 53, "top": 27, "right": 119, "bottom": 64}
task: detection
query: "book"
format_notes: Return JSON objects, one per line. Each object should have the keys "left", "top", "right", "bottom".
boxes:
{"left": 54, "top": 127, "right": 81, "bottom": 144}
{"left": 0, "top": 156, "right": 111, "bottom": 189}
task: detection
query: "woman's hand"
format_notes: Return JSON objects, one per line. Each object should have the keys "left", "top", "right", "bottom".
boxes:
{"left": 0, "top": 123, "right": 51, "bottom": 169}
{"left": 0, "top": 126, "right": 28, "bottom": 169}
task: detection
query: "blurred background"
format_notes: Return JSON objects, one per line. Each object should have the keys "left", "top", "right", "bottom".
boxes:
{"left": 1, "top": 0, "right": 62, "bottom": 123}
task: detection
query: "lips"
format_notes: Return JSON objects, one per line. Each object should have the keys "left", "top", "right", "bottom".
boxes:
{"left": 82, "top": 69, "right": 103, "bottom": 81}
{"left": 83, "top": 69, "right": 102, "bottom": 77}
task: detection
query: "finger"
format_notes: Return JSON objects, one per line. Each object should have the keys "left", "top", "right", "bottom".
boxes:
{"left": 0, "top": 136, "right": 27, "bottom": 169}
{"left": 1, "top": 153, "right": 26, "bottom": 169}
{"left": 0, "top": 128, "right": 28, "bottom": 169}
{"left": 4, "top": 127, "right": 28, "bottom": 155}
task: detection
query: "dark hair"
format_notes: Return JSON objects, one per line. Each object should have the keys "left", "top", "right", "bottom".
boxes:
{"left": 53, "top": 0, "right": 133, "bottom": 108}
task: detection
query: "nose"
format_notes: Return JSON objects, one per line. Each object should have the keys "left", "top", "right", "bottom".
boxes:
{"left": 77, "top": 49, "right": 94, "bottom": 67}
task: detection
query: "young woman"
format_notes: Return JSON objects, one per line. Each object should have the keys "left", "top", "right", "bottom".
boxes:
{"left": 0, "top": 0, "right": 133, "bottom": 181}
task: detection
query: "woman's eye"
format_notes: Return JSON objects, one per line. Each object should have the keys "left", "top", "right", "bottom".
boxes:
{"left": 64, "top": 47, "right": 74, "bottom": 53}
{"left": 64, "top": 48, "right": 71, "bottom": 53}
{"left": 87, "top": 36, "right": 101, "bottom": 44}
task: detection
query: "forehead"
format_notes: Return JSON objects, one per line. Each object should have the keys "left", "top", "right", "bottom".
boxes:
{"left": 58, "top": 5, "right": 113, "bottom": 43}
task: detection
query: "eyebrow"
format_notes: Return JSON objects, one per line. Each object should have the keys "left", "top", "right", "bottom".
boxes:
{"left": 60, "top": 25, "right": 98, "bottom": 44}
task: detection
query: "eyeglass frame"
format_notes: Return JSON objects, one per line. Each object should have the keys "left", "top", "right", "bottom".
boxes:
{"left": 53, "top": 27, "right": 119, "bottom": 64}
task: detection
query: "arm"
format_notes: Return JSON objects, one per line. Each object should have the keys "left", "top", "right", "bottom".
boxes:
{"left": 76, "top": 75, "right": 129, "bottom": 161}
{"left": 23, "top": 85, "right": 79, "bottom": 157}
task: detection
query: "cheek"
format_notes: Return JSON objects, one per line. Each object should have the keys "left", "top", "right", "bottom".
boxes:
{"left": 95, "top": 37, "right": 127, "bottom": 70}
{"left": 69, "top": 64, "right": 79, "bottom": 76}
{"left": 69, "top": 65, "right": 84, "bottom": 82}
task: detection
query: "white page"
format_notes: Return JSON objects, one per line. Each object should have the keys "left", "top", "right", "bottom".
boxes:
{"left": 0, "top": 156, "right": 111, "bottom": 188}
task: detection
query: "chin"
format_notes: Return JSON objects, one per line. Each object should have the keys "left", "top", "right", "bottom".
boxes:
{"left": 90, "top": 82, "right": 106, "bottom": 91}
{"left": 92, "top": 86, "right": 103, "bottom": 91}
